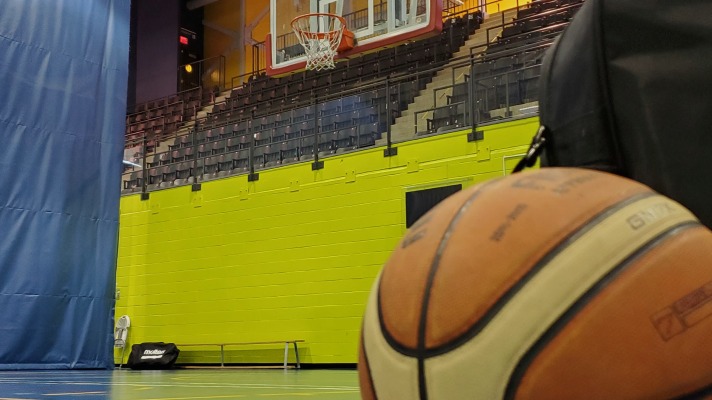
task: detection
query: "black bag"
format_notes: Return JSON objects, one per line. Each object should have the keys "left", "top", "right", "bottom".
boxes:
{"left": 515, "top": 0, "right": 712, "bottom": 228}
{"left": 127, "top": 342, "right": 180, "bottom": 370}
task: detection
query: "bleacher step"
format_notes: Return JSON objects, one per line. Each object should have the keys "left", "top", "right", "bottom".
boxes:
{"left": 452, "top": 9, "right": 518, "bottom": 59}
{"left": 387, "top": 8, "right": 520, "bottom": 142}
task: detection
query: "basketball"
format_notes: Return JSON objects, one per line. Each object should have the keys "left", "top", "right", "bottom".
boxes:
{"left": 358, "top": 168, "right": 712, "bottom": 399}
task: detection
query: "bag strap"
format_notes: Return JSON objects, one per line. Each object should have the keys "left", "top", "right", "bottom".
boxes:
{"left": 513, "top": 125, "right": 549, "bottom": 173}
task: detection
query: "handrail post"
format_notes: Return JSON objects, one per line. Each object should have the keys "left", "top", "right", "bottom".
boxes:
{"left": 413, "top": 109, "right": 418, "bottom": 136}
{"left": 386, "top": 76, "right": 392, "bottom": 144}
{"left": 140, "top": 131, "right": 148, "bottom": 200}
{"left": 469, "top": 59, "right": 475, "bottom": 128}
{"left": 505, "top": 71, "right": 511, "bottom": 117}
{"left": 311, "top": 93, "right": 323, "bottom": 170}
{"left": 191, "top": 109, "right": 201, "bottom": 191}
{"left": 384, "top": 76, "right": 397, "bottom": 157}
{"left": 248, "top": 109, "right": 259, "bottom": 181}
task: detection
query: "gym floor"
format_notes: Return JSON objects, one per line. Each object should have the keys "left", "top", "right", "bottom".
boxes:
{"left": 0, "top": 369, "right": 361, "bottom": 399}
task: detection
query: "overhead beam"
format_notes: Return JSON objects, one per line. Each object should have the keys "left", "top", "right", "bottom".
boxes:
{"left": 244, "top": 3, "right": 269, "bottom": 46}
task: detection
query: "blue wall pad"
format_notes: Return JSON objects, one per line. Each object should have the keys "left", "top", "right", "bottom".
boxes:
{"left": 0, "top": 0, "right": 129, "bottom": 369}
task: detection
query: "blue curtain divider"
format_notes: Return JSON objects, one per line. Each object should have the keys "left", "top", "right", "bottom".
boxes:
{"left": 0, "top": 0, "right": 129, "bottom": 369}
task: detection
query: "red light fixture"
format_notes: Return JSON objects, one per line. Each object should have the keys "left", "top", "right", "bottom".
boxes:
{"left": 179, "top": 35, "right": 189, "bottom": 45}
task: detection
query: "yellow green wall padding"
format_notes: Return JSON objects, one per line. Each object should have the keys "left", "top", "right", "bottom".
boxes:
{"left": 115, "top": 117, "right": 538, "bottom": 365}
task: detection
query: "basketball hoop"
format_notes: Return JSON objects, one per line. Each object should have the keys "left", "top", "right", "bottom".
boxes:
{"left": 291, "top": 13, "right": 354, "bottom": 71}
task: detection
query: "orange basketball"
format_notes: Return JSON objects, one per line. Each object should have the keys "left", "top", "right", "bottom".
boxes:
{"left": 359, "top": 168, "right": 712, "bottom": 399}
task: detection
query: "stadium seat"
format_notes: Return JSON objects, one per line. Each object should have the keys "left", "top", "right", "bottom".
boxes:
{"left": 233, "top": 149, "right": 250, "bottom": 173}
{"left": 202, "top": 156, "right": 219, "bottom": 180}
{"left": 263, "top": 144, "right": 281, "bottom": 167}
{"left": 334, "top": 127, "right": 357, "bottom": 153}
{"left": 299, "top": 135, "right": 316, "bottom": 161}
{"left": 252, "top": 145, "right": 266, "bottom": 169}
{"left": 280, "top": 139, "right": 300, "bottom": 165}
{"left": 217, "top": 153, "right": 234, "bottom": 177}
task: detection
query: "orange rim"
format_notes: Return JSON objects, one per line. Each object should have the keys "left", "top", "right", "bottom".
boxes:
{"left": 291, "top": 13, "right": 348, "bottom": 36}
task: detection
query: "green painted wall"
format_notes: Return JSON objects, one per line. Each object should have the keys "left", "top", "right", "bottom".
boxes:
{"left": 115, "top": 117, "right": 538, "bottom": 365}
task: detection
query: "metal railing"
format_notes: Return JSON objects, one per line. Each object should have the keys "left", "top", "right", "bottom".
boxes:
{"left": 178, "top": 55, "right": 226, "bottom": 93}
{"left": 122, "top": 0, "right": 583, "bottom": 196}
{"left": 121, "top": 40, "right": 553, "bottom": 196}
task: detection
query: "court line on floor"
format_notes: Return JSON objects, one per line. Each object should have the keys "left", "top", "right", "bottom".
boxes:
{"left": 44, "top": 391, "right": 107, "bottom": 396}
{"left": 0, "top": 379, "right": 360, "bottom": 392}
{"left": 136, "top": 391, "right": 359, "bottom": 400}
{"left": 0, "top": 397, "right": 37, "bottom": 400}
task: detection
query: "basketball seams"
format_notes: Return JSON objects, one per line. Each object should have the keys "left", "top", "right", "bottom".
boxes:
{"left": 375, "top": 180, "right": 497, "bottom": 400}
{"left": 414, "top": 182, "right": 493, "bottom": 400}
{"left": 378, "top": 187, "right": 485, "bottom": 353}
{"left": 422, "top": 194, "right": 698, "bottom": 399}
{"left": 410, "top": 175, "right": 636, "bottom": 398}
{"left": 424, "top": 171, "right": 659, "bottom": 350}
{"left": 503, "top": 221, "right": 701, "bottom": 400}
{"left": 418, "top": 218, "right": 473, "bottom": 400}
{"left": 422, "top": 192, "right": 656, "bottom": 358}
{"left": 376, "top": 183, "right": 493, "bottom": 357}
{"left": 360, "top": 169, "right": 712, "bottom": 400}
{"left": 359, "top": 329, "right": 378, "bottom": 400}
{"left": 364, "top": 272, "right": 421, "bottom": 399}
{"left": 375, "top": 181, "right": 657, "bottom": 400}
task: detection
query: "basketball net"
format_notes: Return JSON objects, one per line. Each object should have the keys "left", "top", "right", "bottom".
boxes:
{"left": 292, "top": 13, "right": 346, "bottom": 71}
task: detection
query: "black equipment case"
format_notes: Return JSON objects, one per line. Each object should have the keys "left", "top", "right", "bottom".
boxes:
{"left": 127, "top": 342, "right": 180, "bottom": 370}
{"left": 515, "top": 0, "right": 712, "bottom": 228}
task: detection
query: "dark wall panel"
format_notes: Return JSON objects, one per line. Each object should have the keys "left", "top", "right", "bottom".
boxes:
{"left": 135, "top": 0, "right": 180, "bottom": 104}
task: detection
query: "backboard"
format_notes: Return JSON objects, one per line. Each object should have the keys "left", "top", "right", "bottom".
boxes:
{"left": 267, "top": 0, "right": 443, "bottom": 76}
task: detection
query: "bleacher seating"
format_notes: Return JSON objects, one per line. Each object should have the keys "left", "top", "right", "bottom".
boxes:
{"left": 121, "top": 11, "right": 483, "bottom": 192}
{"left": 122, "top": 1, "right": 584, "bottom": 194}
{"left": 440, "top": 0, "right": 583, "bottom": 128}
